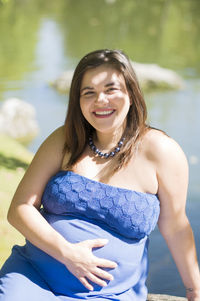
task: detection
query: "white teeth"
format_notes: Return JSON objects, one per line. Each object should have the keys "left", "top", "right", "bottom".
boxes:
{"left": 94, "top": 110, "right": 114, "bottom": 116}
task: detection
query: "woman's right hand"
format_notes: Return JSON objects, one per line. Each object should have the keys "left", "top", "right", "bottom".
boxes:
{"left": 63, "top": 238, "right": 118, "bottom": 291}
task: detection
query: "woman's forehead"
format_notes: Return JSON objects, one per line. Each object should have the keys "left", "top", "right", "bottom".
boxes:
{"left": 81, "top": 65, "right": 125, "bottom": 88}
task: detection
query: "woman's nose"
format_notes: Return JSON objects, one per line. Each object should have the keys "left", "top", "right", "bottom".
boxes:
{"left": 95, "top": 92, "right": 109, "bottom": 104}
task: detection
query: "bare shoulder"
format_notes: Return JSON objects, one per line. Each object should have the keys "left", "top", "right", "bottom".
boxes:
{"left": 37, "top": 125, "right": 66, "bottom": 156}
{"left": 141, "top": 128, "right": 189, "bottom": 205}
{"left": 141, "top": 128, "right": 188, "bottom": 170}
{"left": 138, "top": 128, "right": 189, "bottom": 214}
{"left": 11, "top": 126, "right": 67, "bottom": 208}
{"left": 41, "top": 125, "right": 65, "bottom": 147}
{"left": 28, "top": 125, "right": 66, "bottom": 175}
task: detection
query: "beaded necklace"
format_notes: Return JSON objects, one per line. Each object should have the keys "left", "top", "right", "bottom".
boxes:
{"left": 89, "top": 136, "right": 125, "bottom": 159}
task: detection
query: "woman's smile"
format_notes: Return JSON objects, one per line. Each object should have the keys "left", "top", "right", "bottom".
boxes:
{"left": 93, "top": 109, "right": 116, "bottom": 118}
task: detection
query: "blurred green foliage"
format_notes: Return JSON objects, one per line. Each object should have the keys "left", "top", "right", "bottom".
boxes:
{"left": 0, "top": 0, "right": 40, "bottom": 95}
{"left": 56, "top": 0, "right": 200, "bottom": 73}
{"left": 0, "top": 0, "right": 200, "bottom": 99}
{"left": 0, "top": 0, "right": 10, "bottom": 4}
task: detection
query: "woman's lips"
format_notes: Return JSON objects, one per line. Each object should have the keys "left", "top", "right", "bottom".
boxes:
{"left": 93, "top": 109, "right": 115, "bottom": 118}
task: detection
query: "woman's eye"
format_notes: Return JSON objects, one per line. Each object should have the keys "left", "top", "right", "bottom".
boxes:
{"left": 83, "top": 91, "right": 94, "bottom": 96}
{"left": 107, "top": 87, "right": 118, "bottom": 93}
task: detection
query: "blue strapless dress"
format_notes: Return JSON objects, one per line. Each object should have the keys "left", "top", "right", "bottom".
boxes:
{"left": 0, "top": 171, "right": 160, "bottom": 301}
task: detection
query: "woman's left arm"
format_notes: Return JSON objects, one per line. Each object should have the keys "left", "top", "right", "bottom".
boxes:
{"left": 154, "top": 134, "right": 200, "bottom": 301}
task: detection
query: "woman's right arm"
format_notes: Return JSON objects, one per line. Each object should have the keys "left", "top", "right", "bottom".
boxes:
{"left": 7, "top": 126, "right": 116, "bottom": 290}
{"left": 7, "top": 126, "right": 73, "bottom": 262}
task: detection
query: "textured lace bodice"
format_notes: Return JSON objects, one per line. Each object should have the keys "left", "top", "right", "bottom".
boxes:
{"left": 41, "top": 171, "right": 160, "bottom": 239}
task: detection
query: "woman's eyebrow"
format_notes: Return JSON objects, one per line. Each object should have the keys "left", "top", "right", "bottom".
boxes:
{"left": 80, "top": 86, "right": 94, "bottom": 93}
{"left": 105, "top": 82, "right": 120, "bottom": 87}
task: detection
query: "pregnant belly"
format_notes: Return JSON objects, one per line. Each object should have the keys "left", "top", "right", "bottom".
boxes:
{"left": 22, "top": 212, "right": 148, "bottom": 297}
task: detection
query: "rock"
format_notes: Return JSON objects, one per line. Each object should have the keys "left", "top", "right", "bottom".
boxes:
{"left": 147, "top": 294, "right": 186, "bottom": 301}
{"left": 0, "top": 98, "right": 39, "bottom": 145}
{"left": 50, "top": 70, "right": 74, "bottom": 94}
{"left": 132, "top": 61, "right": 184, "bottom": 91}
{"left": 50, "top": 62, "right": 184, "bottom": 94}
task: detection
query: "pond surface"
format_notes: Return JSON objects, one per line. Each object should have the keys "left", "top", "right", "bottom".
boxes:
{"left": 0, "top": 0, "right": 200, "bottom": 296}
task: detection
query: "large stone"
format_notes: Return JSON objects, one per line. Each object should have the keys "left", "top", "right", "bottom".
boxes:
{"left": 132, "top": 62, "right": 184, "bottom": 90}
{"left": 50, "top": 70, "right": 74, "bottom": 94}
{"left": 50, "top": 61, "right": 184, "bottom": 94}
{"left": 0, "top": 98, "right": 39, "bottom": 145}
{"left": 147, "top": 294, "right": 187, "bottom": 301}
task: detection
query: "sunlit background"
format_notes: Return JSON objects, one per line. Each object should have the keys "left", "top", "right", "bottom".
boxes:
{"left": 0, "top": 0, "right": 199, "bottom": 296}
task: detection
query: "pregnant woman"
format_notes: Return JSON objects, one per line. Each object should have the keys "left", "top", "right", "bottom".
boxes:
{"left": 0, "top": 49, "right": 200, "bottom": 301}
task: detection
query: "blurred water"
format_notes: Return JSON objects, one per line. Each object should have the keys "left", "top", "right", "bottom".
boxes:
{"left": 0, "top": 0, "right": 199, "bottom": 296}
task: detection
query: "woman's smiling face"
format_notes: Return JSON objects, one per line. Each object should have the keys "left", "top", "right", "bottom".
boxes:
{"left": 80, "top": 65, "right": 132, "bottom": 135}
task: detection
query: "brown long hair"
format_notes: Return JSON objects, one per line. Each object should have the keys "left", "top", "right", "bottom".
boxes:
{"left": 63, "top": 49, "right": 149, "bottom": 172}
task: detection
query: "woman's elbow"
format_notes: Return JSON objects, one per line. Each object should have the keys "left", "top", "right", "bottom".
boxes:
{"left": 7, "top": 203, "right": 16, "bottom": 226}
{"left": 7, "top": 200, "right": 23, "bottom": 227}
{"left": 158, "top": 215, "right": 191, "bottom": 238}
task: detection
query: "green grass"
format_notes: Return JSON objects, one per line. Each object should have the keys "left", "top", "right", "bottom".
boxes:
{"left": 0, "top": 134, "right": 33, "bottom": 267}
